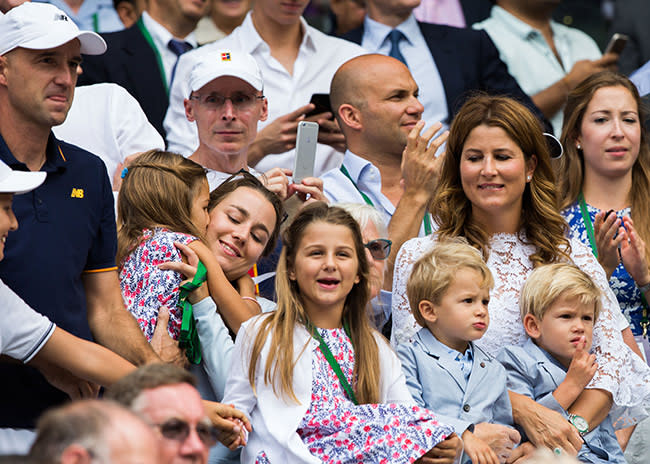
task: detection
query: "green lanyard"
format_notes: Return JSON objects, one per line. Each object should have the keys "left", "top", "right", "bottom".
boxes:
{"left": 578, "top": 192, "right": 650, "bottom": 330}
{"left": 578, "top": 192, "right": 598, "bottom": 258}
{"left": 137, "top": 17, "right": 170, "bottom": 96}
{"left": 177, "top": 260, "right": 208, "bottom": 364}
{"left": 305, "top": 319, "right": 358, "bottom": 405}
{"left": 92, "top": 13, "right": 99, "bottom": 33}
{"left": 339, "top": 165, "right": 432, "bottom": 235}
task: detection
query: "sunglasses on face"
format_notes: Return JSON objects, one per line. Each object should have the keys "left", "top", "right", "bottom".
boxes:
{"left": 154, "top": 418, "right": 219, "bottom": 447}
{"left": 364, "top": 238, "right": 392, "bottom": 260}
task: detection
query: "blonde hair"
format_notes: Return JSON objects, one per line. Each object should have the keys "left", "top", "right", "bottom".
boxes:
{"left": 433, "top": 94, "right": 570, "bottom": 266}
{"left": 520, "top": 263, "right": 602, "bottom": 322}
{"left": 117, "top": 150, "right": 207, "bottom": 265}
{"left": 557, "top": 71, "right": 650, "bottom": 264}
{"left": 247, "top": 203, "right": 382, "bottom": 404}
{"left": 407, "top": 238, "right": 494, "bottom": 327}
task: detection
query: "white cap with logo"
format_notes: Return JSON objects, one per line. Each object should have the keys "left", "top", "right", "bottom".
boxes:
{"left": 189, "top": 50, "right": 264, "bottom": 95}
{"left": 0, "top": 2, "right": 107, "bottom": 56}
{"left": 0, "top": 160, "right": 46, "bottom": 195}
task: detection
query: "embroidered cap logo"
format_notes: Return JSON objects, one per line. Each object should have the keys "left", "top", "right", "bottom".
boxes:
{"left": 221, "top": 52, "right": 231, "bottom": 61}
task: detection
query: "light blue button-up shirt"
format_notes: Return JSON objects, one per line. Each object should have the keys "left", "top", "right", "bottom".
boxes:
{"left": 34, "top": 0, "right": 124, "bottom": 33}
{"left": 474, "top": 6, "right": 601, "bottom": 136}
{"left": 362, "top": 14, "right": 449, "bottom": 133}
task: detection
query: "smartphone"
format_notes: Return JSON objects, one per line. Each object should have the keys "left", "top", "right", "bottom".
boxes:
{"left": 305, "top": 93, "right": 333, "bottom": 119}
{"left": 605, "top": 33, "right": 629, "bottom": 55}
{"left": 293, "top": 121, "right": 319, "bottom": 183}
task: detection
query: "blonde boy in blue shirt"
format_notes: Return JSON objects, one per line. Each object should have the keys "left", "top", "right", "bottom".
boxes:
{"left": 397, "top": 239, "right": 520, "bottom": 464}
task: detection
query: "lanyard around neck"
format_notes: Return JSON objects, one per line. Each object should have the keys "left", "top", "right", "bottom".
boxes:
{"left": 339, "top": 165, "right": 432, "bottom": 235}
{"left": 137, "top": 17, "right": 170, "bottom": 96}
{"left": 305, "top": 319, "right": 359, "bottom": 405}
{"left": 577, "top": 192, "right": 598, "bottom": 258}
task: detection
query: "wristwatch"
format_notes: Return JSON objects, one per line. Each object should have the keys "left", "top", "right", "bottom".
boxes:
{"left": 568, "top": 414, "right": 589, "bottom": 436}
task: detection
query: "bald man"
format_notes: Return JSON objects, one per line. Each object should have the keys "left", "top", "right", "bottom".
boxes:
{"left": 321, "top": 54, "right": 447, "bottom": 333}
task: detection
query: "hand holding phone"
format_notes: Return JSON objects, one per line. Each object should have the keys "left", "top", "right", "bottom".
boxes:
{"left": 605, "top": 33, "right": 628, "bottom": 55}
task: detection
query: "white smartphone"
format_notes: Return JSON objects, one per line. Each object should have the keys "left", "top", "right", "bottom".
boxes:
{"left": 293, "top": 121, "right": 319, "bottom": 183}
{"left": 605, "top": 33, "right": 629, "bottom": 55}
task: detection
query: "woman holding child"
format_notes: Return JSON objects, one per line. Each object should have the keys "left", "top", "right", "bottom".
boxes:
{"left": 391, "top": 95, "right": 650, "bottom": 457}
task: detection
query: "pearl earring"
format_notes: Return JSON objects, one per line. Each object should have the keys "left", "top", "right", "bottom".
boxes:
{"left": 577, "top": 143, "right": 582, "bottom": 150}
{"left": 527, "top": 176, "right": 532, "bottom": 182}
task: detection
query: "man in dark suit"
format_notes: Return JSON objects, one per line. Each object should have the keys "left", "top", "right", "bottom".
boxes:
{"left": 78, "top": 0, "right": 209, "bottom": 137}
{"left": 343, "top": 0, "right": 547, "bottom": 131}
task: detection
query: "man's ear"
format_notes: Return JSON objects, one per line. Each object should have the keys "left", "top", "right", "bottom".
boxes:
{"left": 259, "top": 96, "right": 269, "bottom": 123}
{"left": 60, "top": 444, "right": 93, "bottom": 464}
{"left": 419, "top": 300, "right": 437, "bottom": 324}
{"left": 338, "top": 103, "right": 362, "bottom": 131}
{"left": 184, "top": 98, "right": 196, "bottom": 123}
{"left": 523, "top": 313, "right": 541, "bottom": 340}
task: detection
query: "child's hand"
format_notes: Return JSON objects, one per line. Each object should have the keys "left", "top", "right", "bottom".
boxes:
{"left": 158, "top": 242, "right": 209, "bottom": 303}
{"left": 462, "top": 430, "right": 500, "bottom": 464}
{"left": 203, "top": 401, "right": 252, "bottom": 449}
{"left": 415, "top": 432, "right": 462, "bottom": 464}
{"left": 472, "top": 423, "right": 520, "bottom": 462}
{"left": 565, "top": 335, "right": 597, "bottom": 391}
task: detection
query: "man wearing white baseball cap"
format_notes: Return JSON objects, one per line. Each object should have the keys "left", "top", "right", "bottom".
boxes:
{"left": 0, "top": 2, "right": 160, "bottom": 451}
{"left": 184, "top": 49, "right": 325, "bottom": 202}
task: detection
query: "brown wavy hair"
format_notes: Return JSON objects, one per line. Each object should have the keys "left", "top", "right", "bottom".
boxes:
{"left": 247, "top": 202, "right": 382, "bottom": 404}
{"left": 432, "top": 94, "right": 570, "bottom": 266}
{"left": 557, "top": 71, "right": 650, "bottom": 262}
{"left": 117, "top": 150, "right": 208, "bottom": 265}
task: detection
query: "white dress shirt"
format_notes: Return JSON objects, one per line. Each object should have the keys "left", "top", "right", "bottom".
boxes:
{"left": 141, "top": 11, "right": 198, "bottom": 88}
{"left": 53, "top": 83, "right": 165, "bottom": 187}
{"left": 164, "top": 12, "right": 367, "bottom": 175}
{"left": 362, "top": 14, "right": 449, "bottom": 133}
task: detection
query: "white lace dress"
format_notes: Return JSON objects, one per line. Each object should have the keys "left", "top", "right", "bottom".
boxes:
{"left": 391, "top": 232, "right": 650, "bottom": 413}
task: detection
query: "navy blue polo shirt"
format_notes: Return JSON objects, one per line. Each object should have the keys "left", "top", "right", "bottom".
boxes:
{"left": 0, "top": 132, "right": 117, "bottom": 428}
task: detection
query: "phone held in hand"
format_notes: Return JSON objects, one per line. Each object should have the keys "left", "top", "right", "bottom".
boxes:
{"left": 605, "top": 33, "right": 629, "bottom": 55}
{"left": 293, "top": 121, "right": 319, "bottom": 183}
{"left": 306, "top": 93, "right": 333, "bottom": 119}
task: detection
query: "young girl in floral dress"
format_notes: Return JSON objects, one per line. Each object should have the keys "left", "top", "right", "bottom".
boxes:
{"left": 222, "top": 203, "right": 459, "bottom": 464}
{"left": 117, "top": 150, "right": 258, "bottom": 343}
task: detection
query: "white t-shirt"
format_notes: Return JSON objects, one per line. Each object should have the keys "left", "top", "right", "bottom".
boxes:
{"left": 54, "top": 83, "right": 165, "bottom": 187}
{"left": 0, "top": 279, "right": 55, "bottom": 363}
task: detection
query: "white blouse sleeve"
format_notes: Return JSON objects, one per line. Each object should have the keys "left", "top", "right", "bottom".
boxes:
{"left": 390, "top": 236, "right": 436, "bottom": 347}
{"left": 569, "top": 236, "right": 650, "bottom": 409}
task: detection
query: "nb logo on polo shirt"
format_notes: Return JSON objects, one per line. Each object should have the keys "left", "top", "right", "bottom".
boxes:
{"left": 70, "top": 188, "right": 84, "bottom": 198}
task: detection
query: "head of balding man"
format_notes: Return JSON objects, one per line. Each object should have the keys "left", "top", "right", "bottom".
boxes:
{"left": 330, "top": 54, "right": 424, "bottom": 158}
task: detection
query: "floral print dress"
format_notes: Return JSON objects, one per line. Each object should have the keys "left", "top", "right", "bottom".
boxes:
{"left": 120, "top": 227, "right": 196, "bottom": 341}
{"left": 256, "top": 328, "right": 453, "bottom": 464}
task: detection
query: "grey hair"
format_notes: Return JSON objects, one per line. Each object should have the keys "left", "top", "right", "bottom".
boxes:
{"left": 335, "top": 203, "right": 388, "bottom": 238}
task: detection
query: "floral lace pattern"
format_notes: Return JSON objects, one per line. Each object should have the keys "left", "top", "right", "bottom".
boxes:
{"left": 563, "top": 202, "right": 645, "bottom": 335}
{"left": 120, "top": 227, "right": 196, "bottom": 341}
{"left": 256, "top": 328, "right": 453, "bottom": 464}
{"left": 391, "top": 232, "right": 650, "bottom": 409}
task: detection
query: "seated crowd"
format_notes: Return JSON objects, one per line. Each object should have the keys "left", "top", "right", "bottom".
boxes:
{"left": 1, "top": 1, "right": 650, "bottom": 463}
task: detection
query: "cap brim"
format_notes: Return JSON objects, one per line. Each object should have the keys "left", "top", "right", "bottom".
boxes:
{"left": 191, "top": 71, "right": 264, "bottom": 94}
{"left": 0, "top": 171, "right": 46, "bottom": 195}
{"left": 21, "top": 30, "right": 106, "bottom": 55}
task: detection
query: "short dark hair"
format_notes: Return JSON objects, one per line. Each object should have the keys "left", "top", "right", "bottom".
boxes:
{"left": 104, "top": 363, "right": 197, "bottom": 408}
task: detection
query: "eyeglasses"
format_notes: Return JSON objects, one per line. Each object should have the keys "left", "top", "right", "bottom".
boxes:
{"left": 190, "top": 92, "right": 265, "bottom": 111}
{"left": 364, "top": 238, "right": 392, "bottom": 260}
{"left": 153, "top": 418, "right": 219, "bottom": 447}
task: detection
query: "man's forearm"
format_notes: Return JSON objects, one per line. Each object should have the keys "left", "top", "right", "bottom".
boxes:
{"left": 531, "top": 78, "right": 570, "bottom": 120}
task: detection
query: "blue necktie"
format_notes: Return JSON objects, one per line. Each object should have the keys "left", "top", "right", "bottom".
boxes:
{"left": 387, "top": 29, "right": 406, "bottom": 66}
{"left": 168, "top": 39, "right": 193, "bottom": 86}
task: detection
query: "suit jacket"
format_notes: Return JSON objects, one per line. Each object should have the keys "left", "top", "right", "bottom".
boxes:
{"left": 460, "top": 0, "right": 493, "bottom": 26}
{"left": 343, "top": 21, "right": 550, "bottom": 129}
{"left": 78, "top": 23, "right": 169, "bottom": 138}
{"left": 610, "top": 0, "right": 650, "bottom": 76}
{"left": 498, "top": 340, "right": 627, "bottom": 464}
{"left": 397, "top": 327, "right": 514, "bottom": 437}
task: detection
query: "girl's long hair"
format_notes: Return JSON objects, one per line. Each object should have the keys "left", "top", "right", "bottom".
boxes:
{"left": 557, "top": 71, "right": 650, "bottom": 263}
{"left": 432, "top": 94, "right": 570, "bottom": 266}
{"left": 116, "top": 150, "right": 208, "bottom": 265}
{"left": 247, "top": 203, "right": 381, "bottom": 404}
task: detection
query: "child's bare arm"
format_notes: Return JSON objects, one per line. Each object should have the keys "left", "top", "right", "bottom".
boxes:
{"left": 552, "top": 336, "right": 597, "bottom": 410}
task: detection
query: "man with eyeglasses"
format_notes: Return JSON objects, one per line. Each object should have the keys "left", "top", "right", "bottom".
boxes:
{"left": 106, "top": 363, "right": 249, "bottom": 464}
{"left": 322, "top": 54, "right": 448, "bottom": 337}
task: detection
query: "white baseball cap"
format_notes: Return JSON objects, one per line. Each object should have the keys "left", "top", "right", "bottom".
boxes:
{"left": 0, "top": 3, "right": 106, "bottom": 56}
{"left": 0, "top": 160, "right": 46, "bottom": 195}
{"left": 189, "top": 50, "right": 264, "bottom": 94}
